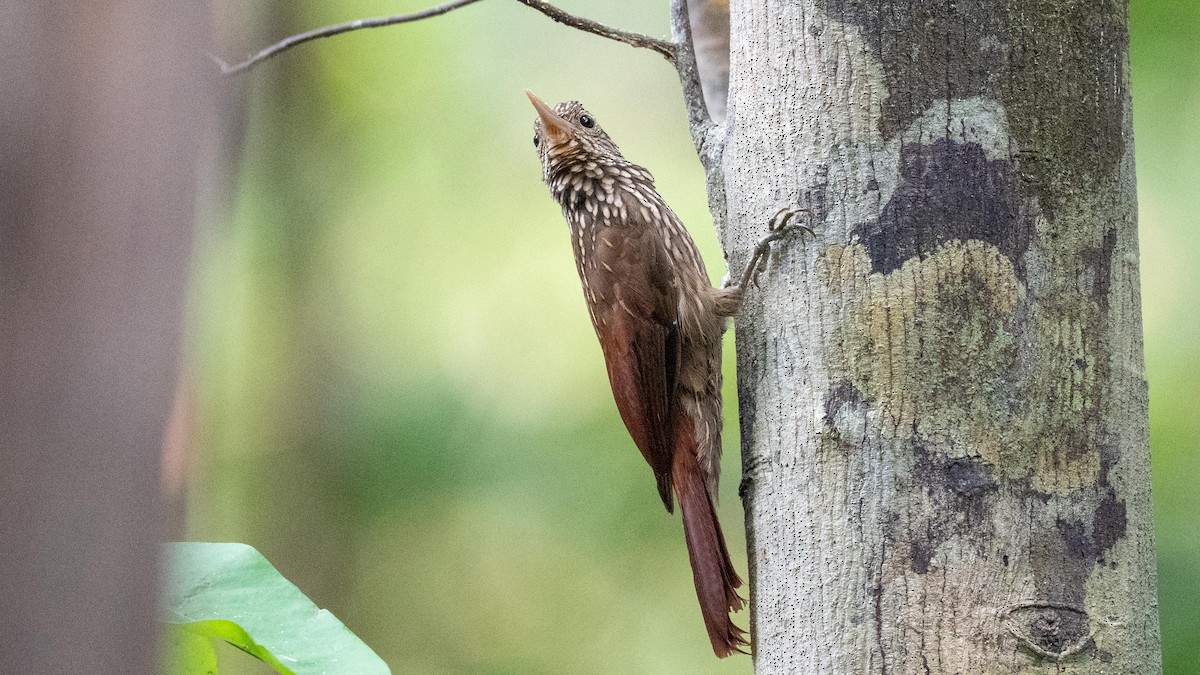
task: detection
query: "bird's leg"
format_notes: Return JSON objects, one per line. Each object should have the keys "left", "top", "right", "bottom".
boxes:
{"left": 714, "top": 207, "right": 813, "bottom": 318}
{"left": 732, "top": 207, "right": 813, "bottom": 292}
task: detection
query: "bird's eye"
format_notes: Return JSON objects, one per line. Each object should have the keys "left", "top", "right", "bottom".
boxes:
{"left": 533, "top": 135, "right": 540, "bottom": 147}
{"left": 579, "top": 115, "right": 594, "bottom": 128}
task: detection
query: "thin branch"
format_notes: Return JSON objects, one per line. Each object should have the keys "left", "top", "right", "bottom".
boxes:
{"left": 216, "top": 0, "right": 677, "bottom": 76}
{"left": 214, "top": 0, "right": 485, "bottom": 75}
{"left": 512, "top": 0, "right": 676, "bottom": 63}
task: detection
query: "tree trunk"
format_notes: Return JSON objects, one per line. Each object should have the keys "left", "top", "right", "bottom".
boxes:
{"left": 675, "top": 0, "right": 1161, "bottom": 672}
{"left": 0, "top": 2, "right": 211, "bottom": 672}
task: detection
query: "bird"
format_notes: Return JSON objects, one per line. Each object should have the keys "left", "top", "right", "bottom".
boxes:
{"left": 526, "top": 90, "right": 807, "bottom": 658}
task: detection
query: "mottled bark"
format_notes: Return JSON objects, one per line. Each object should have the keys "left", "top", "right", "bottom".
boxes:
{"left": 0, "top": 2, "right": 211, "bottom": 672}
{"left": 675, "top": 0, "right": 1160, "bottom": 672}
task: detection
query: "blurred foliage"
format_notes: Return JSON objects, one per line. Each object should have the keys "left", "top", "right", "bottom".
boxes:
{"left": 188, "top": 0, "right": 1198, "bottom": 672}
{"left": 1131, "top": 1, "right": 1200, "bottom": 672}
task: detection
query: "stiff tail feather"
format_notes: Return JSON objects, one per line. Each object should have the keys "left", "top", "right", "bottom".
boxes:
{"left": 674, "top": 445, "right": 748, "bottom": 657}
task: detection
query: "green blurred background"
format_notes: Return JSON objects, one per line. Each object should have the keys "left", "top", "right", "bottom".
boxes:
{"left": 186, "top": 1, "right": 1198, "bottom": 672}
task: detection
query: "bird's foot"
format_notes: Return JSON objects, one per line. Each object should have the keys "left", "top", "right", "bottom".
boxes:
{"left": 747, "top": 207, "right": 815, "bottom": 287}
{"left": 765, "top": 206, "right": 814, "bottom": 241}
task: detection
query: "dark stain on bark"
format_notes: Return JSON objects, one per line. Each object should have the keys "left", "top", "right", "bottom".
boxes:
{"left": 1058, "top": 496, "right": 1128, "bottom": 562}
{"left": 1056, "top": 518, "right": 1093, "bottom": 560}
{"left": 1085, "top": 228, "right": 1119, "bottom": 313}
{"left": 1055, "top": 435, "right": 1127, "bottom": 562}
{"left": 907, "top": 445, "right": 997, "bottom": 574}
{"left": 850, "top": 139, "right": 1034, "bottom": 277}
{"left": 944, "top": 456, "right": 993, "bottom": 498}
{"left": 820, "top": 0, "right": 1127, "bottom": 221}
{"left": 910, "top": 539, "right": 934, "bottom": 575}
{"left": 824, "top": 379, "right": 865, "bottom": 423}
{"left": 1092, "top": 496, "right": 1128, "bottom": 554}
{"left": 913, "top": 448, "right": 996, "bottom": 513}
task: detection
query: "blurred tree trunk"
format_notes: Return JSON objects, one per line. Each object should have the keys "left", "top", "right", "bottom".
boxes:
{"left": 676, "top": 0, "right": 1161, "bottom": 671}
{"left": 0, "top": 2, "right": 210, "bottom": 672}
{"left": 201, "top": 0, "right": 360, "bottom": 616}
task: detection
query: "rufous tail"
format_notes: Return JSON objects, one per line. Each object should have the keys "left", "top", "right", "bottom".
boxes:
{"left": 674, "top": 444, "right": 748, "bottom": 657}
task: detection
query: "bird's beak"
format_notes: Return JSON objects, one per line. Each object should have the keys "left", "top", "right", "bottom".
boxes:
{"left": 526, "top": 89, "right": 570, "bottom": 143}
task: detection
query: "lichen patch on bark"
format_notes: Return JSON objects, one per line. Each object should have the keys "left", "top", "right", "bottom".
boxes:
{"left": 819, "top": 239, "right": 1025, "bottom": 447}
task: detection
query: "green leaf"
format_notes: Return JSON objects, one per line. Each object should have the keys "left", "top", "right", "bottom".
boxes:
{"left": 163, "top": 542, "right": 390, "bottom": 675}
{"left": 164, "top": 624, "right": 219, "bottom": 675}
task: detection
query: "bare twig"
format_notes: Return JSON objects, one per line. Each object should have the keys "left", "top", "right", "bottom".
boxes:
{"left": 216, "top": 0, "right": 677, "bottom": 76}
{"left": 214, "top": 0, "right": 484, "bottom": 75}
{"left": 513, "top": 0, "right": 676, "bottom": 63}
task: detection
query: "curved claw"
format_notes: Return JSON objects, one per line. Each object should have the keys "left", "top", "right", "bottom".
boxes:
{"left": 734, "top": 206, "right": 817, "bottom": 296}
{"left": 767, "top": 207, "right": 791, "bottom": 229}
{"left": 768, "top": 206, "right": 812, "bottom": 235}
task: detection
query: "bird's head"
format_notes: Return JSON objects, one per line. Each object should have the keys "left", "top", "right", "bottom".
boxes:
{"left": 526, "top": 90, "right": 624, "bottom": 176}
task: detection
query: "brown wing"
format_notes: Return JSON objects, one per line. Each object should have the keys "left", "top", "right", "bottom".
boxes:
{"left": 588, "top": 221, "right": 680, "bottom": 512}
